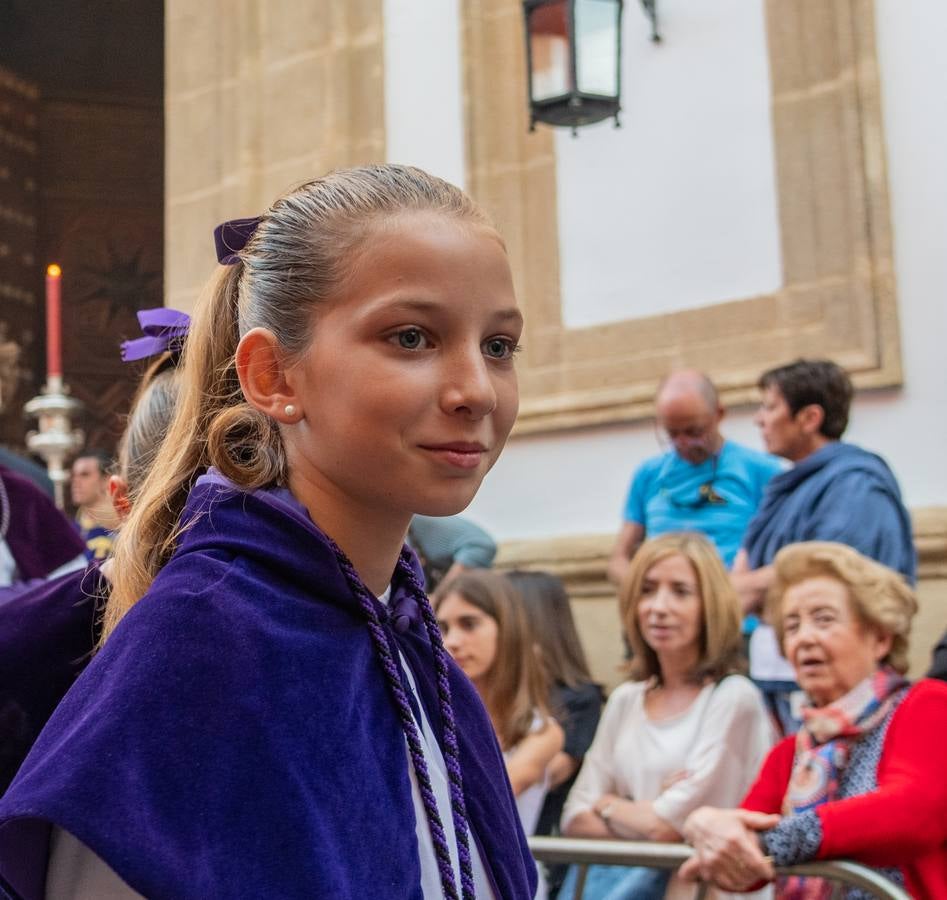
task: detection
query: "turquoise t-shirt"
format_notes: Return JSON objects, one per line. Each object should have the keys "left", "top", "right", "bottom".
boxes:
{"left": 622, "top": 441, "right": 783, "bottom": 567}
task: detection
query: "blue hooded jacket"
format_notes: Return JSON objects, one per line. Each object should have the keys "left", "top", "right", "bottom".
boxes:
{"left": 743, "top": 441, "right": 916, "bottom": 582}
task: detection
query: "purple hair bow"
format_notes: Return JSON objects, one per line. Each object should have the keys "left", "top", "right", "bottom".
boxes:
{"left": 121, "top": 307, "right": 191, "bottom": 362}
{"left": 214, "top": 216, "right": 262, "bottom": 265}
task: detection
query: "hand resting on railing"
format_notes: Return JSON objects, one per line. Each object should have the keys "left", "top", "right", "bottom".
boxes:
{"left": 680, "top": 807, "right": 778, "bottom": 891}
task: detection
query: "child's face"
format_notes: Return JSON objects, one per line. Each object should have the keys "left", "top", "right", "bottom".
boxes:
{"left": 436, "top": 592, "right": 499, "bottom": 686}
{"left": 285, "top": 212, "right": 521, "bottom": 523}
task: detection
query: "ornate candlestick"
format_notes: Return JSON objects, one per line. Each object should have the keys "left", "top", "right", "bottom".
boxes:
{"left": 24, "top": 381, "right": 84, "bottom": 510}
{"left": 24, "top": 264, "right": 84, "bottom": 510}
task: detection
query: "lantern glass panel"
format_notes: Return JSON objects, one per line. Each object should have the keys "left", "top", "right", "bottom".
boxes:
{"left": 528, "top": 1, "right": 571, "bottom": 101}
{"left": 574, "top": 0, "right": 619, "bottom": 97}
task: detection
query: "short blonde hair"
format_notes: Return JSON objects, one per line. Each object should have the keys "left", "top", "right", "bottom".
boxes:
{"left": 620, "top": 533, "right": 744, "bottom": 684}
{"left": 767, "top": 542, "right": 917, "bottom": 674}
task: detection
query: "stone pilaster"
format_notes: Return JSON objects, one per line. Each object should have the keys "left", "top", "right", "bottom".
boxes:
{"left": 165, "top": 1, "right": 386, "bottom": 312}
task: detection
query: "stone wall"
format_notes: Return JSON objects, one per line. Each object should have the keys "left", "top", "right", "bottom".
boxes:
{"left": 461, "top": 0, "right": 902, "bottom": 436}
{"left": 165, "top": 0, "right": 386, "bottom": 312}
{"left": 163, "top": 3, "right": 945, "bottom": 689}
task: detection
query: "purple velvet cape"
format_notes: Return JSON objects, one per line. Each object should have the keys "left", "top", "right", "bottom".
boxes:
{"left": 0, "top": 466, "right": 85, "bottom": 581}
{"left": 0, "top": 479, "right": 535, "bottom": 899}
{"left": 0, "top": 565, "right": 105, "bottom": 794}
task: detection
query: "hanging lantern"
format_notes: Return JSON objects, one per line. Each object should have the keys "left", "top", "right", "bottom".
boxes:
{"left": 523, "top": 0, "right": 658, "bottom": 133}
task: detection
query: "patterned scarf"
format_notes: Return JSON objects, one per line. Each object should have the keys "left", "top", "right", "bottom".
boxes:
{"left": 779, "top": 667, "right": 909, "bottom": 898}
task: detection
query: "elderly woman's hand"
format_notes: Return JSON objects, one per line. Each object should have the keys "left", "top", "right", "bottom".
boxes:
{"left": 679, "top": 806, "right": 779, "bottom": 891}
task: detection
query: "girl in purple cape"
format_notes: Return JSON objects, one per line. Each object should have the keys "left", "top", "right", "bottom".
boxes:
{"left": 0, "top": 166, "right": 535, "bottom": 899}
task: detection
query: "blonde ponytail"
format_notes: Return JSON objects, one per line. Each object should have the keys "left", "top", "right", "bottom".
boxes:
{"left": 105, "top": 265, "right": 260, "bottom": 638}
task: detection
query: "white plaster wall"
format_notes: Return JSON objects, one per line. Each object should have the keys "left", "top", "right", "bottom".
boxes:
{"left": 381, "top": 1, "right": 947, "bottom": 540}
{"left": 844, "top": 0, "right": 947, "bottom": 513}
{"left": 557, "top": 0, "right": 782, "bottom": 328}
{"left": 383, "top": 0, "right": 466, "bottom": 188}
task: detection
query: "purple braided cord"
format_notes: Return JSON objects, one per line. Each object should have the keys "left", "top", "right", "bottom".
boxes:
{"left": 399, "top": 558, "right": 477, "bottom": 899}
{"left": 333, "top": 548, "right": 476, "bottom": 900}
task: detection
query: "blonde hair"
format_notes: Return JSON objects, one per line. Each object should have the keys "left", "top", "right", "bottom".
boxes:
{"left": 435, "top": 570, "right": 550, "bottom": 750}
{"left": 117, "top": 354, "right": 182, "bottom": 501}
{"left": 620, "top": 533, "right": 745, "bottom": 684}
{"left": 767, "top": 541, "right": 917, "bottom": 674}
{"left": 104, "top": 165, "right": 495, "bottom": 640}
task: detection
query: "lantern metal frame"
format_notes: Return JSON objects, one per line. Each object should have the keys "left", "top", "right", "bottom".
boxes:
{"left": 523, "top": 0, "right": 659, "bottom": 133}
{"left": 641, "top": 0, "right": 659, "bottom": 42}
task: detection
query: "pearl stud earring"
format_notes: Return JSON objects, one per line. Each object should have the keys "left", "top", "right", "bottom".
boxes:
{"left": 284, "top": 404, "right": 296, "bottom": 418}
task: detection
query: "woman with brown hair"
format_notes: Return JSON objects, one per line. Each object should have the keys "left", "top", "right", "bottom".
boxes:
{"left": 436, "top": 570, "right": 564, "bottom": 900}
{"left": 505, "top": 573, "right": 602, "bottom": 818}
{"left": 561, "top": 532, "right": 774, "bottom": 899}
{"left": 435, "top": 571, "right": 564, "bottom": 826}
{"left": 506, "top": 570, "right": 603, "bottom": 898}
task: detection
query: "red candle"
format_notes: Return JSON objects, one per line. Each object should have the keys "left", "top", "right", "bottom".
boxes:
{"left": 45, "top": 263, "right": 62, "bottom": 380}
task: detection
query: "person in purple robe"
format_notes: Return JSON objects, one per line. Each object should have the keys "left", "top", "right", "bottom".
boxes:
{"left": 0, "top": 165, "right": 535, "bottom": 899}
{"left": 0, "top": 465, "right": 86, "bottom": 588}
{"left": 0, "top": 342, "right": 183, "bottom": 795}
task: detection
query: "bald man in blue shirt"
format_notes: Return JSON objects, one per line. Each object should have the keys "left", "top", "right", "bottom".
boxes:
{"left": 608, "top": 370, "right": 782, "bottom": 586}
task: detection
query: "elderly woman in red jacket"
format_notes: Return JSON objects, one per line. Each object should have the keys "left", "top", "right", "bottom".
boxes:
{"left": 681, "top": 541, "right": 947, "bottom": 898}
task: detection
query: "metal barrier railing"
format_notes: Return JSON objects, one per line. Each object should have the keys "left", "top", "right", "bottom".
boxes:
{"left": 528, "top": 836, "right": 912, "bottom": 900}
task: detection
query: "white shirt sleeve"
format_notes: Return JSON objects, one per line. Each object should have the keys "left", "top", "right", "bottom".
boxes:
{"left": 560, "top": 682, "right": 643, "bottom": 831}
{"left": 45, "top": 827, "right": 144, "bottom": 900}
{"left": 651, "top": 675, "right": 775, "bottom": 833}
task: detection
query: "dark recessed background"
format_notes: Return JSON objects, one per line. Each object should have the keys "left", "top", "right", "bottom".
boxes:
{"left": 0, "top": 0, "right": 164, "bottom": 460}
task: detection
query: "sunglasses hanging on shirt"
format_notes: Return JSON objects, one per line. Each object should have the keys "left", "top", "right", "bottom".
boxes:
{"left": 664, "top": 455, "right": 727, "bottom": 509}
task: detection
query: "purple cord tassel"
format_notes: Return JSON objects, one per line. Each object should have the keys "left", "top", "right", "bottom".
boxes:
{"left": 334, "top": 548, "right": 476, "bottom": 900}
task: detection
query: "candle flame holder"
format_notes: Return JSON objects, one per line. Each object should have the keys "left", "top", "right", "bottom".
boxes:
{"left": 24, "top": 375, "right": 84, "bottom": 511}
